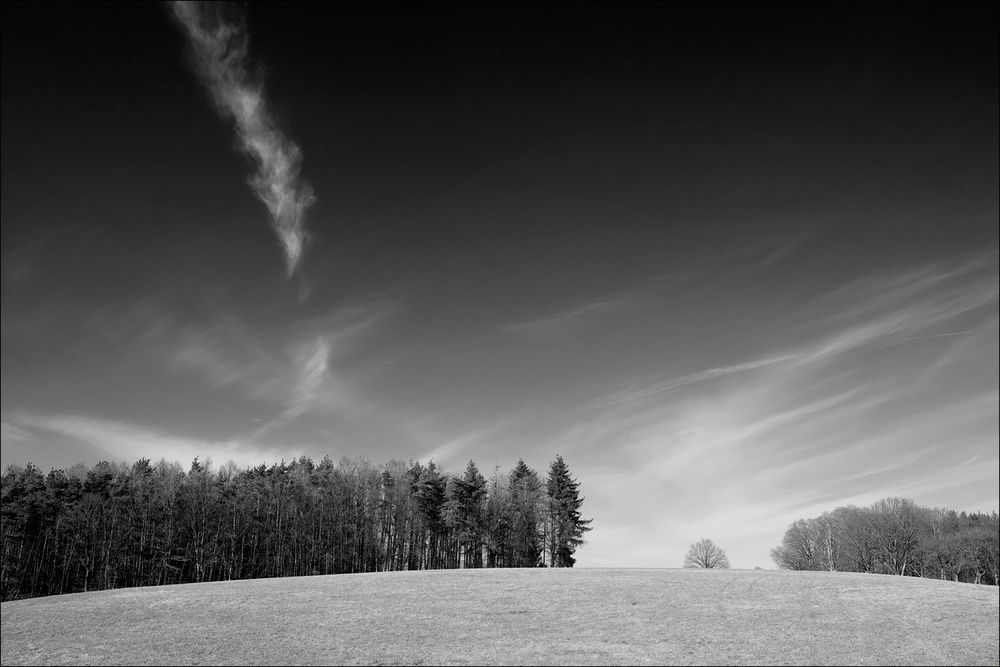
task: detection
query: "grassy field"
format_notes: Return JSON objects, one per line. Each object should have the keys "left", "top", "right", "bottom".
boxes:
{"left": 1, "top": 568, "right": 997, "bottom": 666}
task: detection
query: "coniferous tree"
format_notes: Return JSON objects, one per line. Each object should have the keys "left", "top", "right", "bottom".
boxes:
{"left": 453, "top": 460, "right": 487, "bottom": 568}
{"left": 508, "top": 459, "right": 543, "bottom": 567}
{"left": 0, "top": 455, "right": 600, "bottom": 600}
{"left": 545, "top": 455, "right": 592, "bottom": 567}
{"left": 414, "top": 462, "right": 447, "bottom": 569}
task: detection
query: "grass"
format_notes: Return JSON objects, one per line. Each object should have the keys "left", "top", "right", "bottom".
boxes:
{"left": 1, "top": 568, "right": 998, "bottom": 665}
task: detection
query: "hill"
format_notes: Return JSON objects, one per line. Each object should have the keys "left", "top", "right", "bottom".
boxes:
{"left": 1, "top": 568, "right": 997, "bottom": 665}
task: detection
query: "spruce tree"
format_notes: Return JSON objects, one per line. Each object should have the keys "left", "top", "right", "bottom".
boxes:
{"left": 508, "top": 459, "right": 543, "bottom": 567}
{"left": 546, "top": 455, "right": 592, "bottom": 567}
{"left": 454, "top": 460, "right": 487, "bottom": 567}
{"left": 414, "top": 462, "right": 447, "bottom": 569}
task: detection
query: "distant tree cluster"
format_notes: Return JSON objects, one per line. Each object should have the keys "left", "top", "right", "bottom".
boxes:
{"left": 771, "top": 497, "right": 999, "bottom": 585}
{"left": 0, "top": 454, "right": 591, "bottom": 601}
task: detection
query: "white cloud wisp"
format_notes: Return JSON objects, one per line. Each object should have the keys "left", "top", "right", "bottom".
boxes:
{"left": 171, "top": 1, "right": 314, "bottom": 276}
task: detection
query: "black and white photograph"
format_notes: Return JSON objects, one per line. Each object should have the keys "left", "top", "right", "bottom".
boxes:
{"left": 1, "top": 1, "right": 997, "bottom": 665}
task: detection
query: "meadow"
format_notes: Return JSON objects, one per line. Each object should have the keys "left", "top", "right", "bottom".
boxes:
{"left": 1, "top": 568, "right": 997, "bottom": 666}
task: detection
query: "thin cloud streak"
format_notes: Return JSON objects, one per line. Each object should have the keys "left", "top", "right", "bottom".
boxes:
{"left": 170, "top": 1, "right": 314, "bottom": 276}
{"left": 503, "top": 293, "right": 659, "bottom": 336}
{"left": 549, "top": 255, "right": 998, "bottom": 567}
{"left": 595, "top": 355, "right": 796, "bottom": 407}
{"left": 793, "top": 258, "right": 997, "bottom": 366}
{"left": 0, "top": 421, "right": 31, "bottom": 442}
{"left": 595, "top": 254, "right": 997, "bottom": 409}
{"left": 501, "top": 276, "right": 697, "bottom": 336}
{"left": 249, "top": 336, "right": 331, "bottom": 440}
{"left": 166, "top": 301, "right": 397, "bottom": 423}
{"left": 876, "top": 330, "right": 973, "bottom": 348}
{"left": 416, "top": 429, "right": 493, "bottom": 469}
{"left": 714, "top": 230, "right": 811, "bottom": 269}
{"left": 504, "top": 300, "right": 617, "bottom": 334}
{"left": 6, "top": 412, "right": 295, "bottom": 469}
{"left": 812, "top": 251, "right": 997, "bottom": 323}
{"left": 282, "top": 337, "right": 330, "bottom": 420}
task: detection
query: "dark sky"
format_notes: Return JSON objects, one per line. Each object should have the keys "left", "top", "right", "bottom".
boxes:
{"left": 2, "top": 1, "right": 997, "bottom": 567}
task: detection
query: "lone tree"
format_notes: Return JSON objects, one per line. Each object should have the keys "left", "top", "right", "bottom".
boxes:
{"left": 684, "top": 538, "right": 731, "bottom": 569}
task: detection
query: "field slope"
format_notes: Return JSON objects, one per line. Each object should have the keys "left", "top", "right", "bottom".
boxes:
{"left": 1, "top": 568, "right": 997, "bottom": 666}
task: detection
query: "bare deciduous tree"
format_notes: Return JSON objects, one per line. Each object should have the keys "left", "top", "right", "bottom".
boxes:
{"left": 684, "top": 538, "right": 731, "bottom": 569}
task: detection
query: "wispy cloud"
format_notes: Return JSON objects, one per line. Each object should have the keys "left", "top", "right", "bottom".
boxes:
{"left": 504, "top": 299, "right": 622, "bottom": 334}
{"left": 3, "top": 292, "right": 403, "bottom": 468}
{"left": 715, "top": 230, "right": 810, "bottom": 269}
{"left": 170, "top": 1, "right": 314, "bottom": 276}
{"left": 416, "top": 429, "right": 493, "bottom": 469}
{"left": 247, "top": 336, "right": 331, "bottom": 440}
{"left": 594, "top": 354, "right": 796, "bottom": 407}
{"left": 1, "top": 421, "right": 31, "bottom": 442}
{"left": 810, "top": 251, "right": 997, "bottom": 323}
{"left": 791, "top": 254, "right": 997, "bottom": 366}
{"left": 543, "top": 254, "right": 999, "bottom": 567}
{"left": 168, "top": 303, "right": 395, "bottom": 424}
{"left": 595, "top": 253, "right": 997, "bottom": 410}
{"left": 6, "top": 412, "right": 295, "bottom": 469}
{"left": 502, "top": 278, "right": 692, "bottom": 336}
{"left": 0, "top": 234, "right": 56, "bottom": 287}
{"left": 169, "top": 319, "right": 276, "bottom": 395}
{"left": 282, "top": 337, "right": 330, "bottom": 419}
{"left": 568, "top": 379, "right": 997, "bottom": 568}
{"left": 754, "top": 234, "right": 805, "bottom": 267}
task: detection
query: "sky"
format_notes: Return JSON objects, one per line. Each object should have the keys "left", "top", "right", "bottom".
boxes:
{"left": 1, "top": 1, "right": 997, "bottom": 569}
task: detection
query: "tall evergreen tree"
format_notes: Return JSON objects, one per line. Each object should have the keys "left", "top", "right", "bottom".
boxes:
{"left": 508, "top": 459, "right": 543, "bottom": 567}
{"left": 545, "top": 455, "right": 592, "bottom": 567}
{"left": 414, "top": 462, "right": 447, "bottom": 569}
{"left": 453, "top": 460, "right": 487, "bottom": 568}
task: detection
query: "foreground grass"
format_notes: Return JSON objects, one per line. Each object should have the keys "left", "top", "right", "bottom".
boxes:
{"left": 1, "top": 568, "right": 998, "bottom": 665}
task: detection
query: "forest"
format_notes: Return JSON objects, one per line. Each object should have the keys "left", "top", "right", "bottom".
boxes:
{"left": 771, "top": 497, "right": 999, "bottom": 585}
{"left": 0, "top": 454, "right": 592, "bottom": 601}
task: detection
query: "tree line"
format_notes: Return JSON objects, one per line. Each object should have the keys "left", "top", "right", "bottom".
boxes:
{"left": 771, "top": 496, "right": 999, "bottom": 585}
{"left": 0, "top": 454, "right": 592, "bottom": 601}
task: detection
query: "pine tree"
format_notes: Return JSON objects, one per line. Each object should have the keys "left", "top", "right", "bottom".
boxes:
{"left": 508, "top": 459, "right": 544, "bottom": 567}
{"left": 546, "top": 455, "right": 592, "bottom": 567}
{"left": 413, "top": 462, "right": 447, "bottom": 569}
{"left": 454, "top": 460, "right": 487, "bottom": 568}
